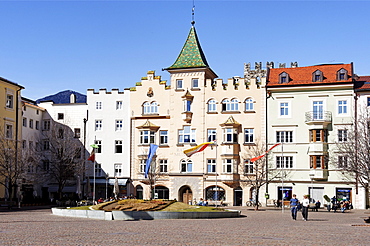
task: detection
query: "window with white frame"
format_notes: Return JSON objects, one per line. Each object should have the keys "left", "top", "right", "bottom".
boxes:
{"left": 245, "top": 98, "right": 254, "bottom": 111}
{"left": 184, "top": 99, "right": 192, "bottom": 112}
{"left": 279, "top": 102, "right": 289, "bottom": 117}
{"left": 244, "top": 159, "right": 254, "bottom": 174}
{"left": 6, "top": 94, "right": 13, "bottom": 109}
{"left": 95, "top": 163, "right": 102, "bottom": 177}
{"left": 159, "top": 130, "right": 168, "bottom": 145}
{"left": 276, "top": 156, "right": 293, "bottom": 169}
{"left": 207, "top": 159, "right": 216, "bottom": 173}
{"left": 5, "top": 124, "right": 13, "bottom": 139}
{"left": 95, "top": 120, "right": 102, "bottom": 131}
{"left": 222, "top": 159, "right": 233, "bottom": 173}
{"left": 244, "top": 128, "right": 254, "bottom": 143}
{"left": 140, "top": 130, "right": 155, "bottom": 144}
{"left": 222, "top": 98, "right": 239, "bottom": 111}
{"left": 140, "top": 159, "right": 147, "bottom": 173}
{"left": 143, "top": 102, "right": 150, "bottom": 114}
{"left": 338, "top": 156, "right": 348, "bottom": 169}
{"left": 159, "top": 159, "right": 168, "bottom": 173}
{"left": 181, "top": 159, "right": 192, "bottom": 173}
{"left": 96, "top": 102, "right": 102, "bottom": 110}
{"left": 207, "top": 129, "right": 217, "bottom": 142}
{"left": 115, "top": 120, "right": 123, "bottom": 131}
{"left": 338, "top": 100, "right": 347, "bottom": 115}
{"left": 207, "top": 99, "right": 217, "bottom": 112}
{"left": 94, "top": 140, "right": 102, "bottom": 153}
{"left": 176, "top": 79, "right": 183, "bottom": 89}
{"left": 276, "top": 131, "right": 293, "bottom": 143}
{"left": 338, "top": 129, "right": 348, "bottom": 142}
{"left": 223, "top": 128, "right": 237, "bottom": 143}
{"left": 143, "top": 102, "right": 158, "bottom": 114}
{"left": 114, "top": 164, "right": 122, "bottom": 177}
{"left": 115, "top": 140, "right": 123, "bottom": 153}
{"left": 192, "top": 78, "right": 199, "bottom": 88}
{"left": 178, "top": 126, "right": 196, "bottom": 143}
{"left": 116, "top": 101, "right": 122, "bottom": 110}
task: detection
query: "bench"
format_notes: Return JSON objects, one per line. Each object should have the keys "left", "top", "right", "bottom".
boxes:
{"left": 266, "top": 199, "right": 277, "bottom": 207}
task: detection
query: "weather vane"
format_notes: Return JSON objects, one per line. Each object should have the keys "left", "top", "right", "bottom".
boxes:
{"left": 191, "top": 0, "right": 195, "bottom": 26}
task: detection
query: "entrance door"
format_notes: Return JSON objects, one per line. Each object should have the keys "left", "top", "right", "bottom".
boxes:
{"left": 313, "top": 101, "right": 324, "bottom": 120}
{"left": 234, "top": 187, "right": 243, "bottom": 206}
{"left": 182, "top": 187, "right": 193, "bottom": 204}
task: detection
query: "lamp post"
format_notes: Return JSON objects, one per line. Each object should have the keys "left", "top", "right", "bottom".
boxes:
{"left": 309, "top": 172, "right": 315, "bottom": 202}
{"left": 105, "top": 173, "right": 109, "bottom": 200}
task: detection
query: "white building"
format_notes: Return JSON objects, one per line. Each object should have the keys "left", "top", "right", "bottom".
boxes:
{"left": 86, "top": 88, "right": 131, "bottom": 199}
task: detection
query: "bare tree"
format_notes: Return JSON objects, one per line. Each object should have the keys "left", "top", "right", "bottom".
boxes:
{"left": 39, "top": 121, "right": 84, "bottom": 199}
{"left": 0, "top": 126, "right": 27, "bottom": 204}
{"left": 240, "top": 141, "right": 281, "bottom": 210}
{"left": 332, "top": 107, "right": 370, "bottom": 208}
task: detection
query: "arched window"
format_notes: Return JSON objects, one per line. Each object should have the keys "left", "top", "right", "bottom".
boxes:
{"left": 143, "top": 102, "right": 150, "bottom": 114}
{"left": 154, "top": 186, "right": 169, "bottom": 199}
{"left": 181, "top": 159, "right": 193, "bottom": 173}
{"left": 143, "top": 101, "right": 158, "bottom": 114}
{"left": 207, "top": 99, "right": 217, "bottom": 112}
{"left": 245, "top": 98, "right": 254, "bottom": 111}
{"left": 222, "top": 98, "right": 239, "bottom": 111}
{"left": 279, "top": 72, "right": 289, "bottom": 83}
{"left": 206, "top": 186, "right": 225, "bottom": 201}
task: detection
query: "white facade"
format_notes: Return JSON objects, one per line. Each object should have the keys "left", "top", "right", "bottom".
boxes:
{"left": 86, "top": 88, "right": 131, "bottom": 199}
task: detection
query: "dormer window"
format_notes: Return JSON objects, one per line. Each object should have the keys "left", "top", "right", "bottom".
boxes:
{"left": 279, "top": 72, "right": 289, "bottom": 84}
{"left": 337, "top": 68, "right": 348, "bottom": 81}
{"left": 312, "top": 70, "right": 323, "bottom": 82}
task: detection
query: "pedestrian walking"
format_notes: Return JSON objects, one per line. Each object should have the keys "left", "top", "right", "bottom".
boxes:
{"left": 290, "top": 194, "right": 299, "bottom": 220}
{"left": 301, "top": 195, "right": 309, "bottom": 221}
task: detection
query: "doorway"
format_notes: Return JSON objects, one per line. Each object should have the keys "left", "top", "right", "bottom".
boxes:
{"left": 234, "top": 187, "right": 243, "bottom": 206}
{"left": 179, "top": 186, "right": 193, "bottom": 204}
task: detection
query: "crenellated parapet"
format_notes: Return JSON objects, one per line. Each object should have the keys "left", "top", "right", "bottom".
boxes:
{"left": 87, "top": 88, "right": 128, "bottom": 94}
{"left": 130, "top": 70, "right": 169, "bottom": 91}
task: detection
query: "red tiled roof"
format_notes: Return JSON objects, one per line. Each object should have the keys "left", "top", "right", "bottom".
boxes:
{"left": 267, "top": 63, "right": 352, "bottom": 87}
{"left": 355, "top": 76, "right": 370, "bottom": 91}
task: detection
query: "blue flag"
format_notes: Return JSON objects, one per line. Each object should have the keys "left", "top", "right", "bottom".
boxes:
{"left": 145, "top": 144, "right": 158, "bottom": 178}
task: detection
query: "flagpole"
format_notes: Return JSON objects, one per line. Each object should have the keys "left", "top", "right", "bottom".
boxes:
{"left": 215, "top": 141, "right": 218, "bottom": 208}
{"left": 281, "top": 142, "right": 284, "bottom": 213}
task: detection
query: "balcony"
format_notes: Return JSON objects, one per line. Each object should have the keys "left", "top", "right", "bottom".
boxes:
{"left": 309, "top": 169, "right": 329, "bottom": 180}
{"left": 305, "top": 111, "right": 332, "bottom": 126}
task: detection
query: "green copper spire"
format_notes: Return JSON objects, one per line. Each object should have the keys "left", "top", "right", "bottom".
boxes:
{"left": 167, "top": 26, "right": 210, "bottom": 70}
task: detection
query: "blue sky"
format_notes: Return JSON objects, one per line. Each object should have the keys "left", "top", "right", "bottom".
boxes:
{"left": 1, "top": 0, "right": 370, "bottom": 100}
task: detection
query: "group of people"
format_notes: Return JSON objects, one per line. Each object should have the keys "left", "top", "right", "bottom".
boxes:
{"left": 196, "top": 198, "right": 208, "bottom": 206}
{"left": 289, "top": 194, "right": 310, "bottom": 221}
{"left": 329, "top": 196, "right": 352, "bottom": 213}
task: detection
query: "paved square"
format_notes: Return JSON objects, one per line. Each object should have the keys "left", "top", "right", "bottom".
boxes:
{"left": 0, "top": 207, "right": 369, "bottom": 245}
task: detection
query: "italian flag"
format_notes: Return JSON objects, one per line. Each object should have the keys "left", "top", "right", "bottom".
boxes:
{"left": 183, "top": 142, "right": 214, "bottom": 157}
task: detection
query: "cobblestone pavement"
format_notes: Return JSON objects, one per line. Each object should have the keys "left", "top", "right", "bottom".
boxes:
{"left": 0, "top": 206, "right": 369, "bottom": 246}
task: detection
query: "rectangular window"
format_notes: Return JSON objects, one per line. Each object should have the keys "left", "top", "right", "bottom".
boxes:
{"left": 224, "top": 128, "right": 237, "bottom": 143}
{"left": 244, "top": 128, "right": 254, "bottom": 143}
{"left": 192, "top": 78, "right": 199, "bottom": 88}
{"left": 338, "top": 100, "right": 347, "bottom": 114}
{"left": 276, "top": 156, "right": 293, "bottom": 169}
{"left": 244, "top": 159, "right": 254, "bottom": 174}
{"left": 159, "top": 159, "right": 168, "bottom": 173}
{"left": 35, "top": 121, "right": 40, "bottom": 130}
{"left": 279, "top": 102, "right": 289, "bottom": 116}
{"left": 184, "top": 100, "right": 192, "bottom": 112}
{"left": 181, "top": 160, "right": 192, "bottom": 173}
{"left": 43, "top": 140, "right": 50, "bottom": 150}
{"left": 29, "top": 119, "right": 33, "bottom": 129}
{"left": 116, "top": 101, "right": 122, "bottom": 110}
{"left": 176, "top": 79, "right": 183, "bottom": 89}
{"left": 207, "top": 159, "right": 216, "bottom": 173}
{"left": 43, "top": 160, "right": 50, "bottom": 171}
{"left": 5, "top": 124, "right": 13, "bottom": 139}
{"left": 222, "top": 159, "right": 233, "bottom": 173}
{"left": 338, "top": 156, "right": 348, "bottom": 169}
{"left": 115, "top": 120, "right": 123, "bottom": 131}
{"left": 74, "top": 128, "right": 81, "bottom": 138}
{"left": 140, "top": 130, "right": 155, "bottom": 144}
{"left": 43, "top": 120, "right": 50, "bottom": 130}
{"left": 309, "top": 129, "right": 327, "bottom": 142}
{"left": 6, "top": 94, "right": 13, "bottom": 108}
{"left": 23, "top": 118, "right": 27, "bottom": 127}
{"left": 207, "top": 129, "right": 217, "bottom": 142}
{"left": 96, "top": 102, "right": 102, "bottom": 110}
{"left": 95, "top": 120, "right": 102, "bottom": 131}
{"left": 115, "top": 140, "right": 123, "bottom": 153}
{"left": 58, "top": 128, "right": 64, "bottom": 139}
{"left": 178, "top": 126, "right": 196, "bottom": 143}
{"left": 95, "top": 163, "right": 102, "bottom": 177}
{"left": 160, "top": 130, "right": 168, "bottom": 145}
{"left": 338, "top": 129, "right": 348, "bottom": 142}
{"left": 22, "top": 140, "right": 27, "bottom": 149}
{"left": 94, "top": 140, "right": 102, "bottom": 153}
{"left": 310, "top": 155, "right": 327, "bottom": 169}
{"left": 114, "top": 164, "right": 122, "bottom": 177}
{"left": 140, "top": 159, "right": 147, "bottom": 173}
{"left": 57, "top": 113, "right": 64, "bottom": 120}
{"left": 276, "top": 131, "right": 293, "bottom": 143}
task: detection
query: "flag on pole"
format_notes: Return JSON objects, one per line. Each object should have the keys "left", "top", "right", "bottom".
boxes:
{"left": 183, "top": 141, "right": 214, "bottom": 157}
{"left": 250, "top": 143, "right": 281, "bottom": 162}
{"left": 145, "top": 144, "right": 158, "bottom": 178}
{"left": 87, "top": 148, "right": 95, "bottom": 162}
